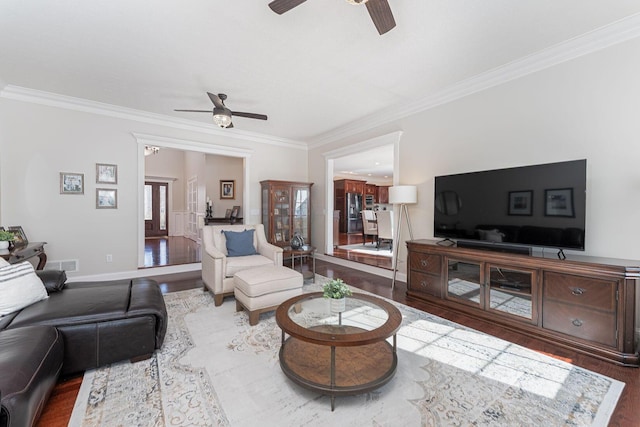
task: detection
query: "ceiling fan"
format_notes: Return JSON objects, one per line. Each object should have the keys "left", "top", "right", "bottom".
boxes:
{"left": 268, "top": 0, "right": 396, "bottom": 35}
{"left": 174, "top": 92, "right": 268, "bottom": 128}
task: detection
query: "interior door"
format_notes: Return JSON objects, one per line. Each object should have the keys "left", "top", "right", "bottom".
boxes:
{"left": 145, "top": 182, "right": 168, "bottom": 238}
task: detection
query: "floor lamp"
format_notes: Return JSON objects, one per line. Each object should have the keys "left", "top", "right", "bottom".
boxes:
{"left": 389, "top": 185, "right": 417, "bottom": 289}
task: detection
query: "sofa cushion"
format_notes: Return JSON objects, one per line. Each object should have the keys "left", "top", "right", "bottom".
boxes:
{"left": 0, "top": 262, "right": 48, "bottom": 317}
{"left": 0, "top": 257, "right": 9, "bottom": 267}
{"left": 225, "top": 255, "right": 274, "bottom": 277}
{"left": 223, "top": 229, "right": 257, "bottom": 257}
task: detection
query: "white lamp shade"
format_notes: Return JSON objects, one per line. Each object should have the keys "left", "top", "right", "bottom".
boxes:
{"left": 388, "top": 185, "right": 417, "bottom": 204}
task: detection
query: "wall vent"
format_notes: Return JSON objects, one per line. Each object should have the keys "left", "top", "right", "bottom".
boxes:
{"left": 44, "top": 259, "right": 79, "bottom": 273}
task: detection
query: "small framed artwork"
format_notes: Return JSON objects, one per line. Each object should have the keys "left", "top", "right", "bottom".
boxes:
{"left": 220, "top": 180, "right": 235, "bottom": 199}
{"left": 60, "top": 172, "right": 84, "bottom": 194}
{"left": 8, "top": 226, "right": 28, "bottom": 246}
{"left": 230, "top": 206, "right": 240, "bottom": 219}
{"left": 96, "top": 188, "right": 118, "bottom": 209}
{"left": 96, "top": 163, "right": 118, "bottom": 184}
{"left": 545, "top": 188, "right": 575, "bottom": 217}
{"left": 224, "top": 209, "right": 232, "bottom": 219}
{"left": 275, "top": 232, "right": 283, "bottom": 242}
{"left": 508, "top": 190, "right": 533, "bottom": 216}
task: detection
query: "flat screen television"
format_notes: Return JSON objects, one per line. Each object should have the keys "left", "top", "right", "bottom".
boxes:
{"left": 434, "top": 159, "right": 587, "bottom": 252}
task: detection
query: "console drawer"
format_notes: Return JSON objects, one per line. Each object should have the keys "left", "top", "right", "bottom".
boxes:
{"left": 409, "top": 253, "right": 441, "bottom": 275}
{"left": 544, "top": 272, "right": 616, "bottom": 311}
{"left": 409, "top": 271, "right": 441, "bottom": 297}
{"left": 543, "top": 300, "right": 617, "bottom": 347}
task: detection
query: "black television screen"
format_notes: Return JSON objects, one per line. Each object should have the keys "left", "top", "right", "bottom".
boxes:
{"left": 434, "top": 159, "right": 587, "bottom": 251}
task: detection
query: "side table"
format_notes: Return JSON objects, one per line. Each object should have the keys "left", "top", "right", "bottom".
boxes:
{"left": 283, "top": 245, "right": 316, "bottom": 282}
{"left": 0, "top": 242, "right": 48, "bottom": 270}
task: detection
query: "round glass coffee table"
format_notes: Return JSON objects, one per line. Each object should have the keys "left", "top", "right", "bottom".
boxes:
{"left": 275, "top": 292, "right": 402, "bottom": 411}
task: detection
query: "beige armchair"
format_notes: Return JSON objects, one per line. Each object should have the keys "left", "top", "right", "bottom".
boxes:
{"left": 202, "top": 224, "right": 283, "bottom": 306}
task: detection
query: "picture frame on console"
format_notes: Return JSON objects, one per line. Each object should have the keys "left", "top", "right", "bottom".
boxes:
{"left": 7, "top": 226, "right": 28, "bottom": 246}
{"left": 508, "top": 190, "right": 533, "bottom": 216}
{"left": 545, "top": 188, "right": 574, "bottom": 217}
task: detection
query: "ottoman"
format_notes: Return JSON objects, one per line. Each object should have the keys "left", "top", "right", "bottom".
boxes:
{"left": 234, "top": 266, "right": 303, "bottom": 326}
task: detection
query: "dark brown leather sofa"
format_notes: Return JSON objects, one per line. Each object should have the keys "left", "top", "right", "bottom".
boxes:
{"left": 0, "top": 270, "right": 168, "bottom": 427}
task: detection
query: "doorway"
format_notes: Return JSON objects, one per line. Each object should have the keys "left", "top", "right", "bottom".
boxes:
{"left": 144, "top": 182, "right": 168, "bottom": 238}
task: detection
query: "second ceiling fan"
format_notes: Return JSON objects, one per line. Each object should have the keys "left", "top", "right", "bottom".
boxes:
{"left": 268, "top": 0, "right": 396, "bottom": 35}
{"left": 175, "top": 92, "right": 267, "bottom": 129}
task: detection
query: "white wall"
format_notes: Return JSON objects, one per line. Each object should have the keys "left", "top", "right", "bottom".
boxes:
{"left": 0, "top": 100, "right": 308, "bottom": 277}
{"left": 206, "top": 155, "right": 243, "bottom": 217}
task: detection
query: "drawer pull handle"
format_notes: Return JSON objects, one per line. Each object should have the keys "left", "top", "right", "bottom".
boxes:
{"left": 420, "top": 280, "right": 427, "bottom": 288}
{"left": 420, "top": 259, "right": 428, "bottom": 267}
{"left": 570, "top": 287, "right": 585, "bottom": 296}
{"left": 572, "top": 319, "right": 583, "bottom": 327}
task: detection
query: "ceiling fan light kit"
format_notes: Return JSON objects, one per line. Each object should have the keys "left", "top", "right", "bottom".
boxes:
{"left": 212, "top": 108, "right": 233, "bottom": 128}
{"left": 345, "top": 0, "right": 368, "bottom": 5}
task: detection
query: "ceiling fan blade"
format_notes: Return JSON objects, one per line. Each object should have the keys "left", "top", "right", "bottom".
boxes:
{"left": 366, "top": 0, "right": 396, "bottom": 35}
{"left": 207, "top": 92, "right": 225, "bottom": 109}
{"left": 231, "top": 111, "right": 268, "bottom": 121}
{"left": 174, "top": 109, "right": 213, "bottom": 113}
{"left": 268, "top": 0, "right": 307, "bottom": 14}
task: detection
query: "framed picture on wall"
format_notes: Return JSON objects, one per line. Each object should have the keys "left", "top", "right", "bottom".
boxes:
{"left": 96, "top": 163, "right": 118, "bottom": 184}
{"left": 60, "top": 172, "right": 84, "bottom": 194}
{"left": 96, "top": 188, "right": 118, "bottom": 209}
{"left": 220, "top": 180, "right": 235, "bottom": 199}
{"left": 508, "top": 190, "right": 533, "bottom": 216}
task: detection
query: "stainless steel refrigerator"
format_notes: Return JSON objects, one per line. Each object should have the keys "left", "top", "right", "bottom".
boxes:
{"left": 346, "top": 193, "right": 363, "bottom": 233}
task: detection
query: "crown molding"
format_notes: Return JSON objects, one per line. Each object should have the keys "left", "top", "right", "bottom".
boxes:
{"left": 0, "top": 85, "right": 308, "bottom": 150}
{"left": 309, "top": 13, "right": 640, "bottom": 148}
{"left": 133, "top": 133, "right": 254, "bottom": 157}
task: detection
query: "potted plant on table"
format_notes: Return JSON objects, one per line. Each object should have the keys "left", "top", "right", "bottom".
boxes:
{"left": 0, "top": 230, "right": 14, "bottom": 250}
{"left": 323, "top": 278, "right": 352, "bottom": 313}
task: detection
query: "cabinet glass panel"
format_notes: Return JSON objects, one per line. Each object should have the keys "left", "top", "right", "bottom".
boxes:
{"left": 446, "top": 260, "right": 481, "bottom": 307}
{"left": 292, "top": 187, "right": 310, "bottom": 242}
{"left": 488, "top": 267, "right": 532, "bottom": 320}
{"left": 274, "top": 188, "right": 289, "bottom": 243}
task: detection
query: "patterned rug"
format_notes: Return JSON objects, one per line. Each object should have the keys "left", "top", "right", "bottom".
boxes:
{"left": 69, "top": 277, "right": 623, "bottom": 426}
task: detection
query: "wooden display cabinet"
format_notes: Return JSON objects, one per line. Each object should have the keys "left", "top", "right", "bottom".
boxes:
{"left": 261, "top": 180, "right": 313, "bottom": 247}
{"left": 406, "top": 239, "right": 639, "bottom": 366}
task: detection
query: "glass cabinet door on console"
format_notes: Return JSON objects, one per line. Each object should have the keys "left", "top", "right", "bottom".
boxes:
{"left": 445, "top": 258, "right": 537, "bottom": 324}
{"left": 446, "top": 259, "right": 483, "bottom": 309}
{"left": 486, "top": 265, "right": 537, "bottom": 324}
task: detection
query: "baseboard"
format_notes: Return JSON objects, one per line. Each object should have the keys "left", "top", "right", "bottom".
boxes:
{"left": 67, "top": 263, "right": 202, "bottom": 282}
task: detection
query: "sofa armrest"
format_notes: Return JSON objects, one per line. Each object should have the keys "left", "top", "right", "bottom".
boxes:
{"left": 128, "top": 279, "right": 168, "bottom": 348}
{"left": 202, "top": 246, "right": 226, "bottom": 295}
{"left": 35, "top": 270, "right": 68, "bottom": 294}
{"left": 258, "top": 242, "right": 284, "bottom": 266}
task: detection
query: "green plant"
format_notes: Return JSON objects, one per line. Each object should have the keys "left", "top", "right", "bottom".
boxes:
{"left": 0, "top": 230, "right": 14, "bottom": 242}
{"left": 322, "top": 278, "right": 352, "bottom": 299}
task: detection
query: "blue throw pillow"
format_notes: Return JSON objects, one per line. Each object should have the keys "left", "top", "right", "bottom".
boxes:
{"left": 223, "top": 229, "right": 257, "bottom": 257}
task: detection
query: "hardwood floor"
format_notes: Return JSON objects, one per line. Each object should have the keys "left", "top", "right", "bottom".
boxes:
{"left": 37, "top": 250, "right": 640, "bottom": 427}
{"left": 143, "top": 236, "right": 201, "bottom": 267}
{"left": 330, "top": 231, "right": 393, "bottom": 270}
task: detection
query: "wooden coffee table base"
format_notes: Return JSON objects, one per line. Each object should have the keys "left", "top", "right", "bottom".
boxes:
{"left": 279, "top": 326, "right": 397, "bottom": 411}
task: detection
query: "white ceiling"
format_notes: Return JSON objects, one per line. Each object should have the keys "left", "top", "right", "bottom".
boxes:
{"left": 1, "top": 1, "right": 640, "bottom": 146}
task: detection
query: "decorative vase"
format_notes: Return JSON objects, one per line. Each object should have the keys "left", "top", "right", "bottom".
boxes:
{"left": 0, "top": 241, "right": 9, "bottom": 250}
{"left": 330, "top": 297, "right": 346, "bottom": 314}
{"left": 290, "top": 232, "right": 304, "bottom": 249}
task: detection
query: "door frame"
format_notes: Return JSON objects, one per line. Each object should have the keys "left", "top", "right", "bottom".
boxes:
{"left": 144, "top": 181, "right": 170, "bottom": 238}
{"left": 135, "top": 133, "right": 254, "bottom": 269}
{"left": 322, "top": 131, "right": 403, "bottom": 256}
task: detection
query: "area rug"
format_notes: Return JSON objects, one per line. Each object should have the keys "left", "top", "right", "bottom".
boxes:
{"left": 69, "top": 277, "right": 623, "bottom": 426}
{"left": 338, "top": 242, "right": 394, "bottom": 257}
